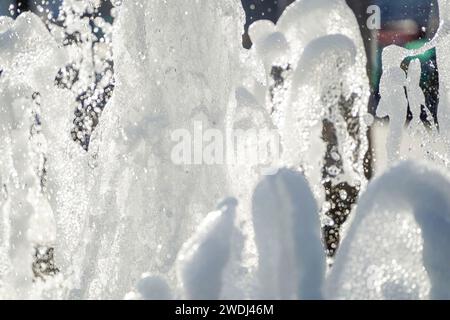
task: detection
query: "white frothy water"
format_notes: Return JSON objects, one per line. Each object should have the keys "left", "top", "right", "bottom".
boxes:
{"left": 1, "top": 0, "right": 450, "bottom": 300}
{"left": 328, "top": 161, "right": 450, "bottom": 300}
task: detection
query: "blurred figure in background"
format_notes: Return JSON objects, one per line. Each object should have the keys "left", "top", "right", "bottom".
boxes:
{"left": 373, "top": 0, "right": 439, "bottom": 126}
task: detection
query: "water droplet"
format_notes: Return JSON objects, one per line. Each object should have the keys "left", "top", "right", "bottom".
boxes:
{"left": 323, "top": 215, "right": 335, "bottom": 227}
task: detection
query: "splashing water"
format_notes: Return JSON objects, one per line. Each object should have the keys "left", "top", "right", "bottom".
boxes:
{"left": 1, "top": 0, "right": 450, "bottom": 300}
